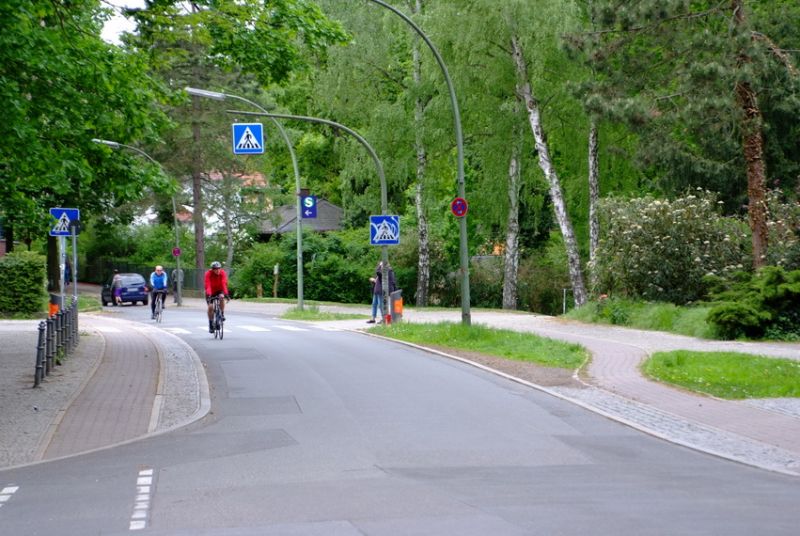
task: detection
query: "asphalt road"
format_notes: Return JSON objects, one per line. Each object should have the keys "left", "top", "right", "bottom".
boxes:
{"left": 2, "top": 304, "right": 799, "bottom": 535}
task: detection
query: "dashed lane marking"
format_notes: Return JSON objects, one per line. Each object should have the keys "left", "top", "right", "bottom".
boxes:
{"left": 239, "top": 325, "right": 272, "bottom": 332}
{"left": 129, "top": 467, "right": 154, "bottom": 531}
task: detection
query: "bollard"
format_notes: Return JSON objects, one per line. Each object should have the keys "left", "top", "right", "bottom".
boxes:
{"left": 72, "top": 297, "right": 79, "bottom": 345}
{"left": 55, "top": 310, "right": 64, "bottom": 363}
{"left": 46, "top": 316, "right": 55, "bottom": 371}
{"left": 64, "top": 305, "right": 72, "bottom": 356}
{"left": 34, "top": 322, "right": 46, "bottom": 387}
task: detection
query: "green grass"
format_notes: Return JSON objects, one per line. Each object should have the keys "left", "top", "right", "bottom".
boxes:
{"left": 643, "top": 350, "right": 800, "bottom": 399}
{"left": 567, "top": 298, "right": 715, "bottom": 338}
{"left": 370, "top": 321, "right": 588, "bottom": 369}
{"left": 281, "top": 305, "right": 367, "bottom": 321}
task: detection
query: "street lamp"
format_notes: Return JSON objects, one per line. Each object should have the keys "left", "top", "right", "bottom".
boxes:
{"left": 363, "top": 0, "right": 471, "bottom": 325}
{"left": 184, "top": 87, "right": 305, "bottom": 310}
{"left": 226, "top": 109, "right": 392, "bottom": 321}
{"left": 91, "top": 138, "right": 184, "bottom": 305}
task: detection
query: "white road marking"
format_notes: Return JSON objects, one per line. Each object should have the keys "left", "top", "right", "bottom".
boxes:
{"left": 239, "top": 325, "right": 272, "bottom": 332}
{"left": 274, "top": 325, "right": 308, "bottom": 332}
{"left": 162, "top": 327, "right": 191, "bottom": 334}
{"left": 0, "top": 486, "right": 19, "bottom": 508}
{"left": 129, "top": 468, "right": 154, "bottom": 531}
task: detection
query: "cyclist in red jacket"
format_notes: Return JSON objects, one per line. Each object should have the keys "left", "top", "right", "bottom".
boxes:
{"left": 205, "top": 261, "right": 230, "bottom": 333}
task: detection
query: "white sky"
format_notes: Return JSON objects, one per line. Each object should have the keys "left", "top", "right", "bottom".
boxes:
{"left": 100, "top": 0, "right": 145, "bottom": 45}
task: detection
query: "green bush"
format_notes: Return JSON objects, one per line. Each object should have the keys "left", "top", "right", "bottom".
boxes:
{"left": 592, "top": 190, "right": 751, "bottom": 304}
{"left": 706, "top": 266, "right": 800, "bottom": 340}
{"left": 0, "top": 251, "right": 47, "bottom": 316}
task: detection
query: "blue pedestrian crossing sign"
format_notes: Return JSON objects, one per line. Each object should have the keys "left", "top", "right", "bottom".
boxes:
{"left": 301, "top": 195, "right": 317, "bottom": 219}
{"left": 49, "top": 208, "right": 80, "bottom": 236}
{"left": 232, "top": 123, "right": 264, "bottom": 155}
{"left": 369, "top": 215, "right": 400, "bottom": 245}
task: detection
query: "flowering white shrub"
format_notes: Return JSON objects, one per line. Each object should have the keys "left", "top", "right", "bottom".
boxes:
{"left": 765, "top": 190, "right": 800, "bottom": 270}
{"left": 591, "top": 190, "right": 751, "bottom": 304}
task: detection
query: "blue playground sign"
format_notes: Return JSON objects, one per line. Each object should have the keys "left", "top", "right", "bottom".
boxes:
{"left": 369, "top": 215, "right": 400, "bottom": 246}
{"left": 231, "top": 123, "right": 264, "bottom": 155}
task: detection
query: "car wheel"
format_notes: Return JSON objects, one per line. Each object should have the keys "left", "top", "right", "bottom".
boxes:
{"left": 102, "top": 300, "right": 108, "bottom": 306}
{"left": 143, "top": 297, "right": 149, "bottom": 306}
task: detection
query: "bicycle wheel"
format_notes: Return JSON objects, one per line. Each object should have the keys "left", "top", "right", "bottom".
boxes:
{"left": 215, "top": 308, "right": 224, "bottom": 339}
{"left": 154, "top": 295, "right": 163, "bottom": 323}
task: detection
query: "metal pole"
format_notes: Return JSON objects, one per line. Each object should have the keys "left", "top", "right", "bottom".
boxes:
{"left": 92, "top": 139, "right": 182, "bottom": 305}
{"left": 226, "top": 109, "right": 391, "bottom": 317}
{"left": 184, "top": 89, "right": 306, "bottom": 311}
{"left": 364, "top": 0, "right": 470, "bottom": 324}
{"left": 59, "top": 236, "right": 66, "bottom": 314}
{"left": 71, "top": 230, "right": 78, "bottom": 301}
{"left": 171, "top": 195, "right": 182, "bottom": 306}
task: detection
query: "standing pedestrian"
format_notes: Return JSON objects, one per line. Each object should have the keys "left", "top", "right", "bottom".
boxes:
{"left": 367, "top": 261, "right": 396, "bottom": 324}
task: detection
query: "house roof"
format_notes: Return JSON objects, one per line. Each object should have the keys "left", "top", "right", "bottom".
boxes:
{"left": 260, "top": 198, "right": 343, "bottom": 235}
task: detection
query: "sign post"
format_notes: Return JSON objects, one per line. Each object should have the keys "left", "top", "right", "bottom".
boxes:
{"left": 50, "top": 208, "right": 80, "bottom": 312}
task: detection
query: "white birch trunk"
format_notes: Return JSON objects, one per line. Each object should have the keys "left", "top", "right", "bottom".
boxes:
{"left": 588, "top": 120, "right": 600, "bottom": 293}
{"left": 511, "top": 35, "right": 588, "bottom": 307}
{"left": 502, "top": 143, "right": 521, "bottom": 309}
{"left": 411, "top": 0, "right": 430, "bottom": 306}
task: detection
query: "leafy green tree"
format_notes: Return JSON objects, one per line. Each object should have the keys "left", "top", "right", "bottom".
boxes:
{"left": 0, "top": 0, "right": 171, "bottom": 289}
{"left": 118, "top": 0, "right": 348, "bottom": 279}
{"left": 568, "top": 0, "right": 800, "bottom": 269}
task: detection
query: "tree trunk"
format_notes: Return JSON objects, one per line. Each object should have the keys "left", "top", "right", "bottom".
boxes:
{"left": 191, "top": 97, "right": 205, "bottom": 286}
{"left": 511, "top": 35, "right": 588, "bottom": 307}
{"left": 732, "top": 0, "right": 768, "bottom": 268}
{"left": 411, "top": 0, "right": 430, "bottom": 307}
{"left": 588, "top": 120, "right": 600, "bottom": 291}
{"left": 502, "top": 141, "right": 521, "bottom": 310}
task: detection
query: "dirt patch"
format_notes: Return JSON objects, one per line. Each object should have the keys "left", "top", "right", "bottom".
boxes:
{"left": 424, "top": 345, "right": 586, "bottom": 389}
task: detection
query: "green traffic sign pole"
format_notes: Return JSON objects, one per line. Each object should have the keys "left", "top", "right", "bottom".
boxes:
{"left": 226, "top": 109, "right": 390, "bottom": 319}
{"left": 364, "top": 0, "right": 470, "bottom": 324}
{"left": 185, "top": 88, "right": 305, "bottom": 311}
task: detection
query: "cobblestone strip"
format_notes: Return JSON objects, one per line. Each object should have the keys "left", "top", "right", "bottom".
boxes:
{"left": 551, "top": 385, "right": 800, "bottom": 476}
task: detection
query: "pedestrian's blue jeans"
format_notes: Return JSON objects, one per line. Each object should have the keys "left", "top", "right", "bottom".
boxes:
{"left": 371, "top": 292, "right": 383, "bottom": 320}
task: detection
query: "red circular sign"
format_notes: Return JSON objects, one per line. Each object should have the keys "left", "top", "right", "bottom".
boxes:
{"left": 172, "top": 247, "right": 182, "bottom": 257}
{"left": 451, "top": 197, "right": 468, "bottom": 217}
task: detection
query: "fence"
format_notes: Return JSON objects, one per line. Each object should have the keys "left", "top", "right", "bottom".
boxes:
{"left": 80, "top": 257, "right": 216, "bottom": 291}
{"left": 34, "top": 297, "right": 79, "bottom": 388}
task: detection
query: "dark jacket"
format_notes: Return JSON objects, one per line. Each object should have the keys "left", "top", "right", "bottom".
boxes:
{"left": 373, "top": 265, "right": 396, "bottom": 295}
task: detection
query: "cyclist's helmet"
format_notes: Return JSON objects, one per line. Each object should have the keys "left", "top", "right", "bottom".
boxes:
{"left": 210, "top": 261, "right": 222, "bottom": 269}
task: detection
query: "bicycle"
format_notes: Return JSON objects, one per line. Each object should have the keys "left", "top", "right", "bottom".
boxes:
{"left": 153, "top": 290, "right": 168, "bottom": 323}
{"left": 210, "top": 294, "right": 226, "bottom": 339}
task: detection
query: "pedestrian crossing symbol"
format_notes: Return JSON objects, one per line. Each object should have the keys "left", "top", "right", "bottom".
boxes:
{"left": 232, "top": 123, "right": 264, "bottom": 155}
{"left": 49, "top": 208, "right": 80, "bottom": 236}
{"left": 369, "top": 215, "right": 400, "bottom": 245}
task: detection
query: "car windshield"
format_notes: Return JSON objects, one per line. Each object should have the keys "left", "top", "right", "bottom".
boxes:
{"left": 117, "top": 275, "right": 145, "bottom": 286}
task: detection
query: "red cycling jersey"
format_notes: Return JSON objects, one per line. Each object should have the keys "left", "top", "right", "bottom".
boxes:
{"left": 204, "top": 269, "right": 229, "bottom": 297}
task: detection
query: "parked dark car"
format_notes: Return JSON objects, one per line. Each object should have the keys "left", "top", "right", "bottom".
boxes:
{"left": 101, "top": 273, "right": 149, "bottom": 306}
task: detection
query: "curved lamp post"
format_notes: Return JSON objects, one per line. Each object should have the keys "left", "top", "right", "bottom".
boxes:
{"left": 185, "top": 87, "right": 306, "bottom": 310}
{"left": 228, "top": 109, "right": 392, "bottom": 321}
{"left": 91, "top": 138, "right": 184, "bottom": 306}
{"left": 364, "top": 0, "right": 470, "bottom": 325}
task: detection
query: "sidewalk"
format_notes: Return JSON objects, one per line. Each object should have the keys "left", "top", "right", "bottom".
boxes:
{"left": 0, "top": 312, "right": 209, "bottom": 470}
{"left": 1, "top": 299, "right": 799, "bottom": 477}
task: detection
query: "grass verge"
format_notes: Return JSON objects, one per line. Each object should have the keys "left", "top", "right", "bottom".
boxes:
{"left": 281, "top": 306, "right": 367, "bottom": 321}
{"left": 642, "top": 350, "right": 800, "bottom": 399}
{"left": 567, "top": 298, "right": 715, "bottom": 338}
{"left": 369, "top": 321, "right": 587, "bottom": 369}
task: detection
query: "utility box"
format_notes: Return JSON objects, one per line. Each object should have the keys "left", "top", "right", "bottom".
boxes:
{"left": 389, "top": 289, "right": 403, "bottom": 323}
